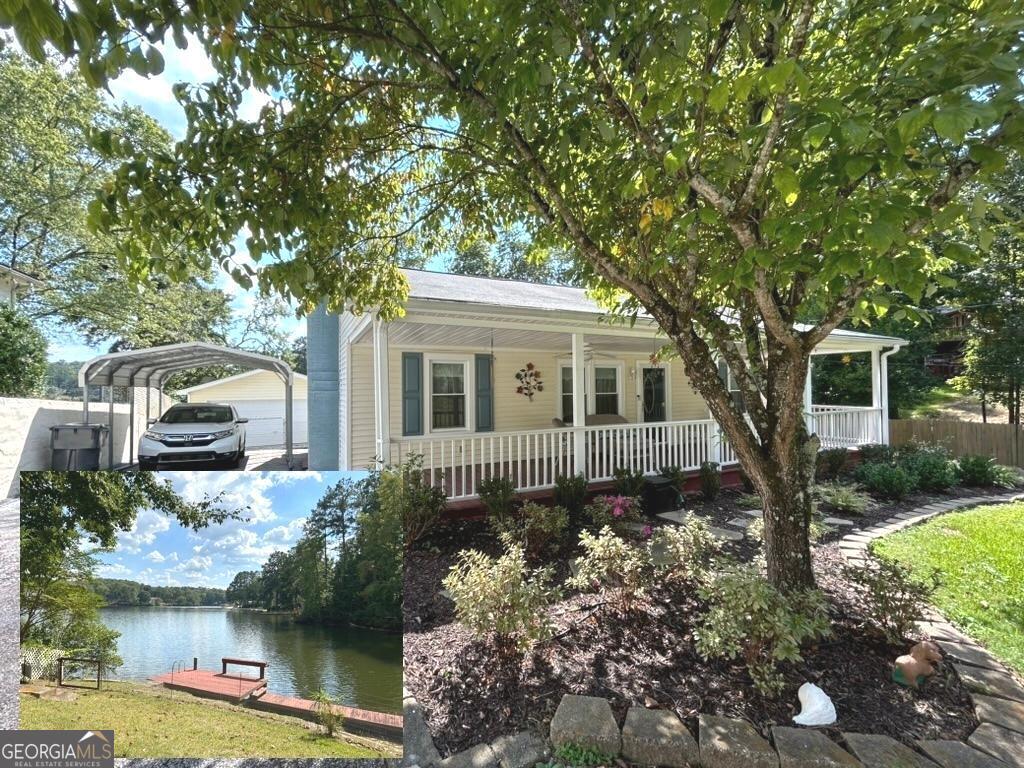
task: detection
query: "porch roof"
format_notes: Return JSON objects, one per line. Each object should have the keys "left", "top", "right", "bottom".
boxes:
{"left": 400, "top": 269, "right": 906, "bottom": 348}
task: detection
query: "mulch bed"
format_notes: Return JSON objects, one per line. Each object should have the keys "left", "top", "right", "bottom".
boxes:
{"left": 403, "top": 489, "right": 1001, "bottom": 756}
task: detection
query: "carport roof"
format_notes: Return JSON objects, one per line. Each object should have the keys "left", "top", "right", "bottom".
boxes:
{"left": 78, "top": 342, "right": 294, "bottom": 388}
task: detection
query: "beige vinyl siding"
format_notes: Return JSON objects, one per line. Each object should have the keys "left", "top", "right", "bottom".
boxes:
{"left": 350, "top": 344, "right": 377, "bottom": 469}
{"left": 380, "top": 348, "right": 708, "bottom": 441}
{"left": 186, "top": 371, "right": 307, "bottom": 403}
{"left": 337, "top": 313, "right": 358, "bottom": 470}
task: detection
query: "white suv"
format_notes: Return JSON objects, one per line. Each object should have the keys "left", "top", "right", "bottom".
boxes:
{"left": 139, "top": 403, "right": 248, "bottom": 469}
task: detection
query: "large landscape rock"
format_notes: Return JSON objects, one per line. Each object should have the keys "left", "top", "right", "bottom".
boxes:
{"left": 955, "top": 663, "right": 1024, "bottom": 702}
{"left": 972, "top": 693, "right": 1024, "bottom": 735}
{"left": 698, "top": 715, "right": 778, "bottom": 768}
{"left": 916, "top": 739, "right": 1007, "bottom": 768}
{"left": 549, "top": 694, "right": 621, "bottom": 756}
{"left": 403, "top": 695, "right": 442, "bottom": 768}
{"left": 967, "top": 722, "right": 1024, "bottom": 766}
{"left": 438, "top": 744, "right": 497, "bottom": 768}
{"left": 843, "top": 733, "right": 937, "bottom": 768}
{"left": 620, "top": 707, "right": 698, "bottom": 767}
{"left": 489, "top": 731, "right": 547, "bottom": 768}
{"left": 770, "top": 727, "right": 861, "bottom": 768}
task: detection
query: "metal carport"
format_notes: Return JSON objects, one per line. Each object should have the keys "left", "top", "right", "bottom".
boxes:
{"left": 78, "top": 342, "right": 296, "bottom": 470}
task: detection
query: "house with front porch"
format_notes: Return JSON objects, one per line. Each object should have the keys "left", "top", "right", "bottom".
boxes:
{"left": 307, "top": 270, "right": 905, "bottom": 499}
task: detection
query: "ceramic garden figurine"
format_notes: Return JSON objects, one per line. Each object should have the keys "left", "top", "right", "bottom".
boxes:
{"left": 893, "top": 640, "right": 943, "bottom": 688}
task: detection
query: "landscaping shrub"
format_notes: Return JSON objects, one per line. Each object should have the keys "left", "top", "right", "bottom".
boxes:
{"left": 992, "top": 464, "right": 1022, "bottom": 488}
{"left": 957, "top": 454, "right": 1000, "bottom": 487}
{"left": 659, "top": 465, "right": 687, "bottom": 490}
{"left": 816, "top": 447, "right": 849, "bottom": 480}
{"left": 584, "top": 494, "right": 643, "bottom": 537}
{"left": 858, "top": 443, "right": 895, "bottom": 463}
{"left": 842, "top": 559, "right": 939, "bottom": 644}
{"left": 748, "top": 513, "right": 829, "bottom": 544}
{"left": 382, "top": 456, "right": 447, "bottom": 550}
{"left": 736, "top": 492, "right": 762, "bottom": 509}
{"left": 854, "top": 462, "right": 917, "bottom": 499}
{"left": 899, "top": 445, "right": 959, "bottom": 492}
{"left": 478, "top": 476, "right": 517, "bottom": 532}
{"left": 649, "top": 517, "right": 720, "bottom": 584}
{"left": 509, "top": 501, "right": 569, "bottom": 560}
{"left": 569, "top": 526, "right": 652, "bottom": 610}
{"left": 553, "top": 473, "right": 588, "bottom": 524}
{"left": 696, "top": 566, "right": 832, "bottom": 696}
{"left": 814, "top": 482, "right": 872, "bottom": 515}
{"left": 613, "top": 467, "right": 646, "bottom": 497}
{"left": 311, "top": 688, "right": 343, "bottom": 736}
{"left": 700, "top": 461, "right": 721, "bottom": 501}
{"left": 443, "top": 536, "right": 560, "bottom": 653}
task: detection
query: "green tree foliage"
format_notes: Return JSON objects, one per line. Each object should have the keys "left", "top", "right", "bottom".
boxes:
{"left": 447, "top": 230, "right": 579, "bottom": 285}
{"left": 226, "top": 472, "right": 401, "bottom": 630}
{"left": 91, "top": 578, "right": 226, "bottom": 607}
{"left": 0, "top": 305, "right": 47, "bottom": 396}
{"left": 9, "top": 2, "right": 1023, "bottom": 590}
{"left": 19, "top": 472, "right": 238, "bottom": 658}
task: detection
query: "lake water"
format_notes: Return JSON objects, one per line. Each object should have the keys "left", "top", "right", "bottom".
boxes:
{"left": 99, "top": 606, "right": 402, "bottom": 714}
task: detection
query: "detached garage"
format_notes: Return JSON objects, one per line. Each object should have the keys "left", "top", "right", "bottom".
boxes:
{"left": 179, "top": 370, "right": 308, "bottom": 449}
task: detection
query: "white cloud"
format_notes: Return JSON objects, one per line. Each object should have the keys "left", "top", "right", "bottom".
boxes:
{"left": 96, "top": 562, "right": 132, "bottom": 578}
{"left": 264, "top": 517, "right": 306, "bottom": 544}
{"left": 145, "top": 550, "right": 165, "bottom": 563}
{"left": 119, "top": 509, "right": 171, "bottom": 553}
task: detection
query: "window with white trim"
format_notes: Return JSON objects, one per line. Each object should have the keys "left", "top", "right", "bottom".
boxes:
{"left": 594, "top": 365, "right": 620, "bottom": 415}
{"left": 431, "top": 361, "right": 467, "bottom": 429}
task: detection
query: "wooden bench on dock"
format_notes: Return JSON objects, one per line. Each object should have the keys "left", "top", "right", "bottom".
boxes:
{"left": 221, "top": 657, "right": 269, "bottom": 680}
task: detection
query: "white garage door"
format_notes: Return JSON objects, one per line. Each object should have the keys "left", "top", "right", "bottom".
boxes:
{"left": 230, "top": 399, "right": 308, "bottom": 449}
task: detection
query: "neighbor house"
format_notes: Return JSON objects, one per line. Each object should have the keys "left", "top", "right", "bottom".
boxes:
{"left": 307, "top": 270, "right": 905, "bottom": 499}
{"left": 179, "top": 369, "right": 308, "bottom": 449}
{"left": 0, "top": 264, "right": 43, "bottom": 308}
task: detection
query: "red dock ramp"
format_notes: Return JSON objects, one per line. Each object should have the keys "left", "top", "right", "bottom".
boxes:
{"left": 252, "top": 692, "right": 403, "bottom": 742}
{"left": 150, "top": 669, "right": 267, "bottom": 702}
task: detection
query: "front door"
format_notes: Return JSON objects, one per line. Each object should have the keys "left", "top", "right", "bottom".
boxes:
{"left": 641, "top": 367, "right": 667, "bottom": 422}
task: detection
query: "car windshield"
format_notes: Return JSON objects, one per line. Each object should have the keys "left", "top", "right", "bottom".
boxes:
{"left": 159, "top": 405, "right": 234, "bottom": 424}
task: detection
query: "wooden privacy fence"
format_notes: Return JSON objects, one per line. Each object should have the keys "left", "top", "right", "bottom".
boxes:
{"left": 890, "top": 419, "right": 1024, "bottom": 468}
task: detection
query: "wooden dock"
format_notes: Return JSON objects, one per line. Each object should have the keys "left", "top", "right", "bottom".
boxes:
{"left": 150, "top": 669, "right": 267, "bottom": 702}
{"left": 250, "top": 692, "right": 403, "bottom": 742}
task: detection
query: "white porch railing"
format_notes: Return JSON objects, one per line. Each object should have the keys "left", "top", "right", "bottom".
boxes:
{"left": 809, "top": 406, "right": 883, "bottom": 448}
{"left": 393, "top": 407, "right": 883, "bottom": 500}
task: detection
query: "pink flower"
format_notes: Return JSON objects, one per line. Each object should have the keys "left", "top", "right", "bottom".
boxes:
{"left": 612, "top": 508, "right": 623, "bottom": 517}
{"left": 642, "top": 525, "right": 653, "bottom": 538}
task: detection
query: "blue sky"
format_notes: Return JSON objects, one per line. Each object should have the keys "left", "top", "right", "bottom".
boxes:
{"left": 47, "top": 34, "right": 304, "bottom": 361}
{"left": 92, "top": 471, "right": 362, "bottom": 589}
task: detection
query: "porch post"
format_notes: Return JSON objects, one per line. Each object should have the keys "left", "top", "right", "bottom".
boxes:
{"left": 571, "top": 333, "right": 586, "bottom": 477}
{"left": 372, "top": 315, "right": 391, "bottom": 466}
{"left": 870, "top": 348, "right": 883, "bottom": 443}
{"left": 877, "top": 349, "right": 891, "bottom": 444}
{"left": 803, "top": 358, "right": 814, "bottom": 433}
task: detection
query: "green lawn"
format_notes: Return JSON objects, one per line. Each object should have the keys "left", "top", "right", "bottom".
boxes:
{"left": 906, "top": 383, "right": 964, "bottom": 419}
{"left": 873, "top": 502, "right": 1024, "bottom": 674}
{"left": 20, "top": 682, "right": 394, "bottom": 758}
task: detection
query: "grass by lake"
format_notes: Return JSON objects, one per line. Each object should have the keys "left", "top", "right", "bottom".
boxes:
{"left": 873, "top": 502, "right": 1024, "bottom": 674}
{"left": 20, "top": 681, "right": 397, "bottom": 758}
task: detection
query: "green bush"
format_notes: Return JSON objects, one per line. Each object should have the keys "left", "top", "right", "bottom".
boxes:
{"left": 736, "top": 492, "right": 762, "bottom": 509}
{"left": 0, "top": 306, "right": 47, "bottom": 397}
{"left": 748, "top": 513, "right": 829, "bottom": 544}
{"left": 957, "top": 454, "right": 1000, "bottom": 487}
{"left": 696, "top": 566, "right": 832, "bottom": 696}
{"left": 510, "top": 501, "right": 569, "bottom": 560}
{"left": 649, "top": 517, "right": 721, "bottom": 584}
{"left": 858, "top": 443, "right": 895, "bottom": 463}
{"left": 478, "top": 475, "right": 517, "bottom": 532}
{"left": 553, "top": 473, "right": 588, "bottom": 523}
{"left": 311, "top": 688, "right": 343, "bottom": 736}
{"left": 700, "top": 461, "right": 721, "bottom": 501}
{"left": 443, "top": 536, "right": 560, "bottom": 653}
{"left": 992, "top": 464, "right": 1022, "bottom": 488}
{"left": 584, "top": 494, "right": 643, "bottom": 537}
{"left": 660, "top": 465, "right": 687, "bottom": 489}
{"left": 816, "top": 448, "right": 849, "bottom": 480}
{"left": 612, "top": 467, "right": 646, "bottom": 497}
{"left": 899, "top": 446, "right": 959, "bottom": 492}
{"left": 814, "top": 482, "right": 872, "bottom": 515}
{"left": 381, "top": 456, "right": 447, "bottom": 550}
{"left": 842, "top": 559, "right": 939, "bottom": 644}
{"left": 855, "top": 462, "right": 917, "bottom": 499}
{"left": 569, "top": 526, "right": 652, "bottom": 610}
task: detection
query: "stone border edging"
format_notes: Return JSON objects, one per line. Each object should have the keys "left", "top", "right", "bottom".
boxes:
{"left": 403, "top": 493, "right": 1024, "bottom": 768}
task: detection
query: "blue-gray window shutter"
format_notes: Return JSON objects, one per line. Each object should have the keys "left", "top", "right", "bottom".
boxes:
{"left": 475, "top": 354, "right": 494, "bottom": 432}
{"left": 402, "top": 352, "right": 423, "bottom": 436}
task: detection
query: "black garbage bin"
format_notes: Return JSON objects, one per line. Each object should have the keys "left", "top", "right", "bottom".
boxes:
{"left": 642, "top": 474, "right": 680, "bottom": 516}
{"left": 50, "top": 423, "right": 110, "bottom": 470}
